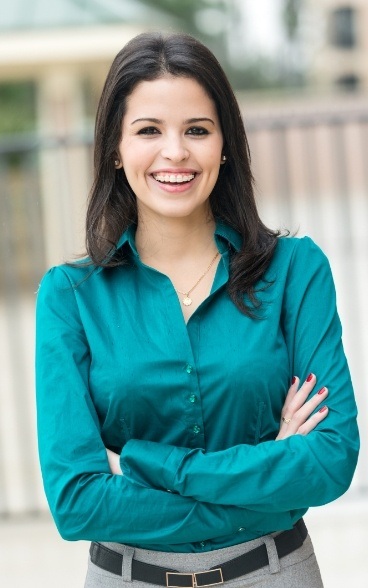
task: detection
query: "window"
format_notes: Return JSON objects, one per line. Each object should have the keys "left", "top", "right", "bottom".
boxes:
{"left": 329, "top": 7, "right": 357, "bottom": 48}
{"left": 335, "top": 73, "right": 360, "bottom": 91}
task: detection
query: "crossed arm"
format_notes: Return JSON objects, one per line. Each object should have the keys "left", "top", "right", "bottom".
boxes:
{"left": 107, "top": 373, "right": 329, "bottom": 474}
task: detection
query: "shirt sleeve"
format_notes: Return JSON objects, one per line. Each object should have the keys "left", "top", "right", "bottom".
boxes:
{"left": 35, "top": 266, "right": 293, "bottom": 543}
{"left": 121, "top": 238, "right": 359, "bottom": 512}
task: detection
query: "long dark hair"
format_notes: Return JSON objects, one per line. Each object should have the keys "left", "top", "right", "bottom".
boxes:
{"left": 86, "top": 31, "right": 280, "bottom": 316}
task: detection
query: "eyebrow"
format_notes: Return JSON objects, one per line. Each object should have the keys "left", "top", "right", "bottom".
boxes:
{"left": 130, "top": 117, "right": 215, "bottom": 125}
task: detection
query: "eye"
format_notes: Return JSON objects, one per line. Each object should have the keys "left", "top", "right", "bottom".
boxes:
{"left": 186, "top": 126, "right": 209, "bottom": 136}
{"left": 137, "top": 126, "right": 160, "bottom": 135}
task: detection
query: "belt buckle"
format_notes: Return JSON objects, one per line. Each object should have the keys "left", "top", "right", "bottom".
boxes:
{"left": 165, "top": 569, "right": 223, "bottom": 588}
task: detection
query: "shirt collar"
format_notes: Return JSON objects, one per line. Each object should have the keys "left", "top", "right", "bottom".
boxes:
{"left": 214, "top": 221, "right": 242, "bottom": 253}
{"left": 96, "top": 221, "right": 242, "bottom": 273}
{"left": 94, "top": 225, "right": 137, "bottom": 273}
{"left": 115, "top": 224, "right": 139, "bottom": 255}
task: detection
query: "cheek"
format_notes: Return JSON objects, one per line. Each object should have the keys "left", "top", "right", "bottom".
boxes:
{"left": 208, "top": 141, "right": 223, "bottom": 166}
{"left": 118, "top": 136, "right": 138, "bottom": 163}
{"left": 119, "top": 141, "right": 153, "bottom": 173}
{"left": 208, "top": 151, "right": 222, "bottom": 175}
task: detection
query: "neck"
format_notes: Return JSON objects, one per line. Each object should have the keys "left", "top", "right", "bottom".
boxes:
{"left": 135, "top": 211, "right": 217, "bottom": 264}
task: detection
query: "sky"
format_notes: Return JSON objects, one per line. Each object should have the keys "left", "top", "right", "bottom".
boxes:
{"left": 242, "top": 0, "right": 285, "bottom": 55}
{"left": 237, "top": 0, "right": 282, "bottom": 56}
{"left": 225, "top": 0, "right": 286, "bottom": 63}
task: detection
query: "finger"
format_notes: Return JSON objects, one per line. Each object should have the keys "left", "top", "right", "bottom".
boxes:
{"left": 281, "top": 376, "right": 300, "bottom": 417}
{"left": 277, "top": 402, "right": 329, "bottom": 440}
{"left": 298, "top": 405, "right": 329, "bottom": 436}
{"left": 293, "top": 386, "right": 329, "bottom": 427}
{"left": 287, "top": 373, "right": 317, "bottom": 414}
{"left": 280, "top": 386, "right": 328, "bottom": 437}
{"left": 281, "top": 373, "right": 315, "bottom": 424}
{"left": 284, "top": 376, "right": 300, "bottom": 404}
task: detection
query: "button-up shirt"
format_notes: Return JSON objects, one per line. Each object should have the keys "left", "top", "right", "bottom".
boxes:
{"left": 35, "top": 223, "right": 359, "bottom": 552}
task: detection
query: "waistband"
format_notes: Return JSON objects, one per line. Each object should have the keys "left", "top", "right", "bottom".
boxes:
{"left": 90, "top": 519, "right": 308, "bottom": 585}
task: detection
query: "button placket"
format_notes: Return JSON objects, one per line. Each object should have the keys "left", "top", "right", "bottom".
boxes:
{"left": 184, "top": 362, "right": 204, "bottom": 444}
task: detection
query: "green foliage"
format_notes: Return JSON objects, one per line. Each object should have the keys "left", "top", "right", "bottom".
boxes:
{"left": 138, "top": 0, "right": 303, "bottom": 90}
{"left": 227, "top": 58, "right": 302, "bottom": 91}
{"left": 283, "top": 0, "right": 301, "bottom": 41}
{"left": 0, "top": 82, "right": 36, "bottom": 135}
{"left": 139, "top": 0, "right": 224, "bottom": 35}
{"left": 140, "top": 0, "right": 206, "bottom": 24}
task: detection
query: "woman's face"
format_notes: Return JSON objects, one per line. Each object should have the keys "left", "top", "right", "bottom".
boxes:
{"left": 118, "top": 75, "right": 224, "bottom": 223}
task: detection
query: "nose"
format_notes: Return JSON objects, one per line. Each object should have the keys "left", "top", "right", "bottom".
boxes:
{"left": 160, "top": 135, "right": 189, "bottom": 162}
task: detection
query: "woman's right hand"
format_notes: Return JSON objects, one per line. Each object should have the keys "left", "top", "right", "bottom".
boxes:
{"left": 276, "top": 374, "right": 329, "bottom": 440}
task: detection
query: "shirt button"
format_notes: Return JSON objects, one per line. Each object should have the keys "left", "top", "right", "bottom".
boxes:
{"left": 237, "top": 527, "right": 246, "bottom": 532}
{"left": 200, "top": 541, "right": 206, "bottom": 548}
{"left": 193, "top": 424, "right": 201, "bottom": 434}
{"left": 185, "top": 364, "right": 193, "bottom": 374}
{"left": 189, "top": 394, "right": 197, "bottom": 403}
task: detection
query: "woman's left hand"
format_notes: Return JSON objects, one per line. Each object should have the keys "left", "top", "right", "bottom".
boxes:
{"left": 106, "top": 448, "right": 123, "bottom": 475}
{"left": 276, "top": 374, "right": 329, "bottom": 440}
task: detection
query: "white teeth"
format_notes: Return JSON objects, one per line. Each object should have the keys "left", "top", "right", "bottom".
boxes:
{"left": 153, "top": 173, "right": 195, "bottom": 183}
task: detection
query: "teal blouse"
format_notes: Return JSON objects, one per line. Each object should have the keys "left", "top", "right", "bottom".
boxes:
{"left": 35, "top": 223, "right": 359, "bottom": 553}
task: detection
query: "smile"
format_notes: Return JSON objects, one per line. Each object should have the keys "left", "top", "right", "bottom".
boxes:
{"left": 152, "top": 173, "right": 196, "bottom": 184}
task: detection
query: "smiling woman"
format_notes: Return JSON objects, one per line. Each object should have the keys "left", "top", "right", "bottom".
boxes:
{"left": 35, "top": 32, "right": 359, "bottom": 588}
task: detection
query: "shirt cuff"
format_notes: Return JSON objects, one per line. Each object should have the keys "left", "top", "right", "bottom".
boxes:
{"left": 121, "top": 439, "right": 190, "bottom": 491}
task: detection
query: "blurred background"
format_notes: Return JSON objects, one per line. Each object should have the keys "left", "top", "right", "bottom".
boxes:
{"left": 0, "top": 1, "right": 367, "bottom": 586}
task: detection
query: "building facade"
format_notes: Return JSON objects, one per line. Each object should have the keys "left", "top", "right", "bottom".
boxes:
{"left": 306, "top": 0, "right": 368, "bottom": 91}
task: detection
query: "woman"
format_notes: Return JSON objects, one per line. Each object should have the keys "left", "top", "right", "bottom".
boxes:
{"left": 36, "top": 32, "right": 359, "bottom": 587}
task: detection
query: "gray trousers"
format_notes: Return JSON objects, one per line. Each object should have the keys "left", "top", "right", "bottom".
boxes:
{"left": 84, "top": 531, "right": 324, "bottom": 588}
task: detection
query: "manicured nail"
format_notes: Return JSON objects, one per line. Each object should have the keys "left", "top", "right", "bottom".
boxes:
{"left": 319, "top": 405, "right": 328, "bottom": 413}
{"left": 306, "top": 373, "right": 313, "bottom": 382}
{"left": 317, "top": 387, "right": 326, "bottom": 395}
{"left": 292, "top": 376, "right": 296, "bottom": 385}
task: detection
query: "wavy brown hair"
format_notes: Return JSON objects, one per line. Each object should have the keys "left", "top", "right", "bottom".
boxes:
{"left": 86, "top": 31, "right": 281, "bottom": 316}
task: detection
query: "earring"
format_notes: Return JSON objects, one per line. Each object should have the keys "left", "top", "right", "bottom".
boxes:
{"left": 114, "top": 159, "right": 120, "bottom": 167}
{"left": 221, "top": 155, "right": 227, "bottom": 163}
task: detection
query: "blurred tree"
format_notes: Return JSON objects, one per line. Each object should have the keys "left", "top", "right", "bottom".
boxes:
{"left": 283, "top": 0, "right": 301, "bottom": 42}
{"left": 281, "top": 0, "right": 305, "bottom": 86}
{"left": 139, "top": 0, "right": 216, "bottom": 35}
{"left": 138, "top": 0, "right": 229, "bottom": 64}
{"left": 139, "top": 0, "right": 301, "bottom": 90}
{"left": 0, "top": 82, "right": 36, "bottom": 135}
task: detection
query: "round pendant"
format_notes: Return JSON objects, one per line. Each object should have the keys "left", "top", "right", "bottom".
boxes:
{"left": 182, "top": 296, "right": 192, "bottom": 306}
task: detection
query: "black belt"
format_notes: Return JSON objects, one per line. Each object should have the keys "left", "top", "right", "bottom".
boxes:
{"left": 89, "top": 519, "right": 308, "bottom": 587}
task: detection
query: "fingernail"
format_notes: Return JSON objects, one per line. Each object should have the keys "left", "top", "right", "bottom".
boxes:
{"left": 319, "top": 405, "right": 328, "bottom": 413}
{"left": 306, "top": 373, "right": 313, "bottom": 382}
{"left": 292, "top": 376, "right": 296, "bottom": 385}
{"left": 317, "top": 387, "right": 326, "bottom": 395}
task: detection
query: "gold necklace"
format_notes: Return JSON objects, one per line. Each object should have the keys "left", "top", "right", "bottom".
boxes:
{"left": 176, "top": 251, "right": 220, "bottom": 306}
